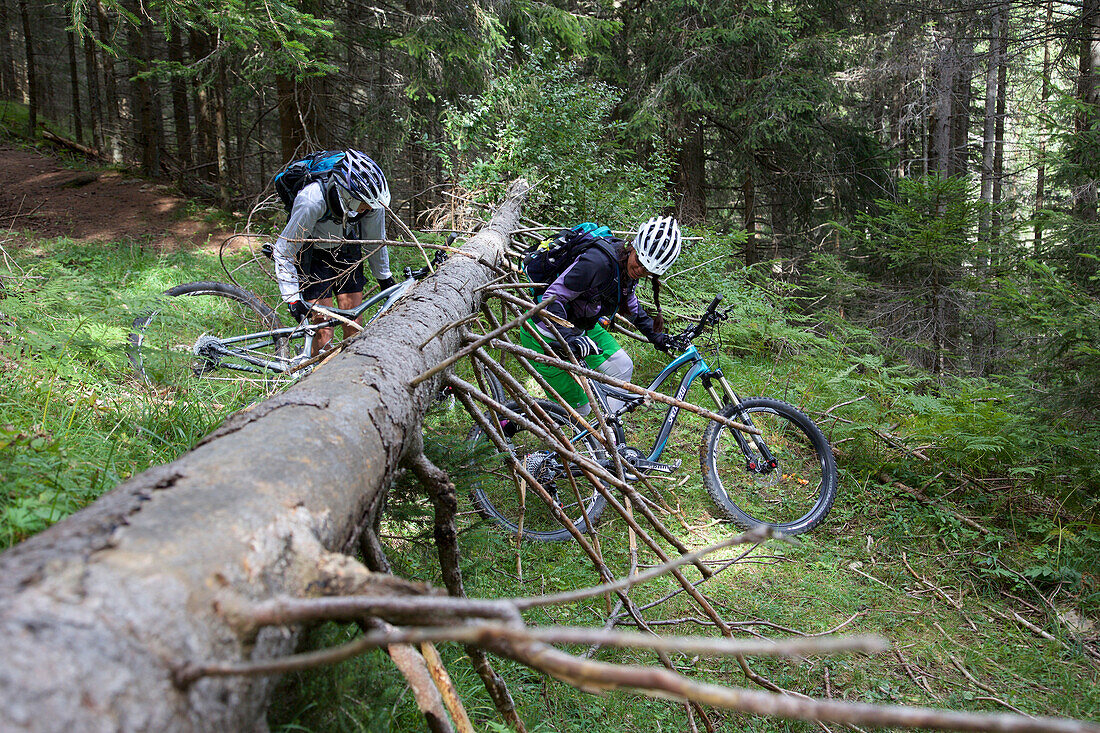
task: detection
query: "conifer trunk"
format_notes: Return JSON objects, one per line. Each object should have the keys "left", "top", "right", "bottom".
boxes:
{"left": 0, "top": 181, "right": 530, "bottom": 733}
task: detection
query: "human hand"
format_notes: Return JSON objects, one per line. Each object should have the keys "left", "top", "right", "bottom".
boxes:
{"left": 567, "top": 335, "right": 599, "bottom": 359}
{"left": 286, "top": 299, "right": 311, "bottom": 321}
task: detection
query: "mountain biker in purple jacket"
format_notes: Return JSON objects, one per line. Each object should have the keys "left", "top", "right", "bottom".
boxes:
{"left": 521, "top": 216, "right": 683, "bottom": 416}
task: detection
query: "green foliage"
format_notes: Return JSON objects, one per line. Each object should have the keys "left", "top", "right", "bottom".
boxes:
{"left": 0, "top": 236, "right": 274, "bottom": 548}
{"left": 68, "top": 0, "right": 338, "bottom": 80}
{"left": 391, "top": 3, "right": 508, "bottom": 105}
{"left": 439, "top": 52, "right": 673, "bottom": 225}
{"left": 844, "top": 176, "right": 981, "bottom": 283}
{"left": 992, "top": 259, "right": 1100, "bottom": 411}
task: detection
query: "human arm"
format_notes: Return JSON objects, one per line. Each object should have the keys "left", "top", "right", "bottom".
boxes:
{"left": 273, "top": 185, "right": 327, "bottom": 303}
{"left": 536, "top": 249, "right": 614, "bottom": 342}
{"left": 355, "top": 207, "right": 392, "bottom": 281}
{"left": 621, "top": 287, "right": 671, "bottom": 351}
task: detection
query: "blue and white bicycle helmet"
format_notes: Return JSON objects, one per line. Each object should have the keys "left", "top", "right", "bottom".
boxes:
{"left": 632, "top": 216, "right": 682, "bottom": 276}
{"left": 332, "top": 150, "right": 390, "bottom": 213}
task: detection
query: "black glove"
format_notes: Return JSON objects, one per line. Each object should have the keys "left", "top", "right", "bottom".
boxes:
{"left": 652, "top": 333, "right": 671, "bottom": 353}
{"left": 286, "top": 299, "right": 310, "bottom": 321}
{"left": 567, "top": 335, "right": 600, "bottom": 360}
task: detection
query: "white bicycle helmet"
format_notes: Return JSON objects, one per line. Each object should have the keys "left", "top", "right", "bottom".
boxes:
{"left": 632, "top": 216, "right": 682, "bottom": 276}
{"left": 332, "top": 150, "right": 390, "bottom": 211}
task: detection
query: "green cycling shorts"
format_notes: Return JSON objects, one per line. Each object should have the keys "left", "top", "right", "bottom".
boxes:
{"left": 519, "top": 321, "right": 622, "bottom": 409}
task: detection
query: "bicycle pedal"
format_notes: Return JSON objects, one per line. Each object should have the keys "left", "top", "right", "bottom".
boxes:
{"left": 634, "top": 457, "right": 681, "bottom": 475}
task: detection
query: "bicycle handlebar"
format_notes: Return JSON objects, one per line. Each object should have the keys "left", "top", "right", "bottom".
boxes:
{"left": 403, "top": 247, "right": 449, "bottom": 281}
{"left": 664, "top": 292, "right": 726, "bottom": 347}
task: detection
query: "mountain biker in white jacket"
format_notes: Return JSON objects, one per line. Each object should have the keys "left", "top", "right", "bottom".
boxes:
{"left": 273, "top": 150, "right": 395, "bottom": 354}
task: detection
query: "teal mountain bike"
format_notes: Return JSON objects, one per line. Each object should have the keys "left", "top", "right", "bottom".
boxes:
{"left": 469, "top": 296, "right": 838, "bottom": 542}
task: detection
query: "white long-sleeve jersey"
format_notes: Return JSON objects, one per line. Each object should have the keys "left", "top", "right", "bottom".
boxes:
{"left": 273, "top": 180, "right": 390, "bottom": 302}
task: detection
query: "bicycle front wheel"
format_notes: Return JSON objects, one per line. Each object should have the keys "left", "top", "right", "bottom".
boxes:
{"left": 129, "top": 281, "right": 289, "bottom": 386}
{"left": 468, "top": 399, "right": 608, "bottom": 542}
{"left": 701, "top": 397, "right": 837, "bottom": 535}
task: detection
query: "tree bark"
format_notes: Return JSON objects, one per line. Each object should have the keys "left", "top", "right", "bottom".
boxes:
{"left": 66, "top": 28, "right": 83, "bottom": 144}
{"left": 214, "top": 58, "right": 230, "bottom": 204}
{"left": 17, "top": 0, "right": 36, "bottom": 136}
{"left": 0, "top": 0, "right": 17, "bottom": 101}
{"left": 1075, "top": 0, "right": 1100, "bottom": 221}
{"left": 673, "top": 117, "right": 707, "bottom": 225}
{"left": 166, "top": 29, "right": 192, "bottom": 170}
{"left": 1034, "top": 0, "right": 1053, "bottom": 254}
{"left": 96, "top": 0, "right": 122, "bottom": 163}
{"left": 978, "top": 7, "right": 1002, "bottom": 248}
{"left": 0, "top": 181, "right": 530, "bottom": 732}
{"left": 83, "top": 22, "right": 102, "bottom": 152}
{"left": 124, "top": 0, "right": 158, "bottom": 175}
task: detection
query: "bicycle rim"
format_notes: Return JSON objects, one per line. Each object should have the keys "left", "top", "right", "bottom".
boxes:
{"left": 468, "top": 400, "right": 607, "bottom": 542}
{"left": 701, "top": 397, "right": 837, "bottom": 535}
{"left": 130, "top": 282, "right": 291, "bottom": 390}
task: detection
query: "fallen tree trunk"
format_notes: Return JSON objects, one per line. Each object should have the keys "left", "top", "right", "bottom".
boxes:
{"left": 0, "top": 180, "right": 530, "bottom": 732}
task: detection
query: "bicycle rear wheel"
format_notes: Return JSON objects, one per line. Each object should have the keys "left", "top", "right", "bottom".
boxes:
{"left": 700, "top": 397, "right": 837, "bottom": 535}
{"left": 468, "top": 399, "right": 608, "bottom": 542}
{"left": 129, "top": 281, "right": 289, "bottom": 387}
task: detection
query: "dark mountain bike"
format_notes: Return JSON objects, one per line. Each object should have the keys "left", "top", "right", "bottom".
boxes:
{"left": 468, "top": 296, "right": 838, "bottom": 542}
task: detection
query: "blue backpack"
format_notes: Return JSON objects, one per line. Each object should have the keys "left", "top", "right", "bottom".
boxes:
{"left": 523, "top": 222, "right": 619, "bottom": 292}
{"left": 273, "top": 150, "right": 345, "bottom": 213}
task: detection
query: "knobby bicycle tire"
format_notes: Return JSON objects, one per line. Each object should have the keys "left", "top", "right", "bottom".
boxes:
{"left": 129, "top": 281, "right": 287, "bottom": 386}
{"left": 468, "top": 399, "right": 608, "bottom": 542}
{"left": 700, "top": 397, "right": 838, "bottom": 535}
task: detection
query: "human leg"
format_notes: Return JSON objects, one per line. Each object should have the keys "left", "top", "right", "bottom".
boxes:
{"left": 360, "top": 208, "right": 394, "bottom": 289}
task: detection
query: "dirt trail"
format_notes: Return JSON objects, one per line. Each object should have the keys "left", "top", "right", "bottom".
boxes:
{"left": 0, "top": 145, "right": 240, "bottom": 249}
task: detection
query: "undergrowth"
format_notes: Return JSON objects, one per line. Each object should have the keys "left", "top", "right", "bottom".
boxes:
{"left": 0, "top": 216, "right": 1096, "bottom": 729}
{"left": 267, "top": 234, "right": 1100, "bottom": 730}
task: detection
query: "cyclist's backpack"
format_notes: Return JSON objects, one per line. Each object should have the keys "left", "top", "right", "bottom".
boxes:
{"left": 273, "top": 150, "right": 345, "bottom": 213}
{"left": 523, "top": 222, "right": 619, "bottom": 292}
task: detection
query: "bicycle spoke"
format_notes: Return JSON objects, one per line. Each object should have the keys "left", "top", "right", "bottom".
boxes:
{"left": 131, "top": 282, "right": 296, "bottom": 394}
{"left": 467, "top": 400, "right": 608, "bottom": 542}
{"left": 702, "top": 398, "right": 837, "bottom": 534}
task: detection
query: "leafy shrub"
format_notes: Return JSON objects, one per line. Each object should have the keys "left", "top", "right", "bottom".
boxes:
{"left": 438, "top": 50, "right": 672, "bottom": 226}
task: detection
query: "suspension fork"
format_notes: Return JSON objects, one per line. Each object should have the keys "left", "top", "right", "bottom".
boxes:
{"left": 701, "top": 371, "right": 778, "bottom": 473}
{"left": 700, "top": 370, "right": 740, "bottom": 410}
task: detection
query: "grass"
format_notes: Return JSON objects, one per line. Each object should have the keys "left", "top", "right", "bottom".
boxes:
{"left": 1, "top": 221, "right": 1097, "bottom": 730}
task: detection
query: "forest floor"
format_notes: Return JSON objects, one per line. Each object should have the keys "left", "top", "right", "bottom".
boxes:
{"left": 2, "top": 141, "right": 1098, "bottom": 732}
{"left": 0, "top": 143, "right": 235, "bottom": 250}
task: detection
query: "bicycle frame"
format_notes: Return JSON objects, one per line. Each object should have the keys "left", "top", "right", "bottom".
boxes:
{"left": 200, "top": 277, "right": 417, "bottom": 375}
{"left": 584, "top": 343, "right": 741, "bottom": 464}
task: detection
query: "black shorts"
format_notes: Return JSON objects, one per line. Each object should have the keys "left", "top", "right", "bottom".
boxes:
{"left": 298, "top": 243, "right": 366, "bottom": 301}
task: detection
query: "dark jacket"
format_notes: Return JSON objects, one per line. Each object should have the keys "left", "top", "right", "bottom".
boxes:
{"left": 537, "top": 240, "right": 659, "bottom": 343}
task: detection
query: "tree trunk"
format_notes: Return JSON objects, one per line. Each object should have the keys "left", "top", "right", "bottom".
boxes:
{"left": 96, "top": 0, "right": 122, "bottom": 162}
{"left": 0, "top": 181, "right": 530, "bottom": 732}
{"left": 125, "top": 0, "right": 159, "bottom": 176}
{"left": 214, "top": 58, "right": 230, "bottom": 205}
{"left": 1075, "top": 0, "right": 1100, "bottom": 221}
{"left": 17, "top": 0, "right": 36, "bottom": 136}
{"left": 0, "top": 0, "right": 17, "bottom": 101}
{"left": 978, "top": 8, "right": 1001, "bottom": 247}
{"left": 991, "top": 18, "right": 1009, "bottom": 243}
{"left": 673, "top": 118, "right": 707, "bottom": 225}
{"left": 1034, "top": 0, "right": 1051, "bottom": 254}
{"left": 743, "top": 168, "right": 757, "bottom": 266}
{"left": 66, "top": 28, "right": 83, "bottom": 143}
{"left": 190, "top": 30, "right": 214, "bottom": 182}
{"left": 276, "top": 74, "right": 306, "bottom": 161}
{"left": 83, "top": 23, "right": 102, "bottom": 152}
{"left": 166, "top": 29, "right": 192, "bottom": 170}
{"left": 1034, "top": 0, "right": 1053, "bottom": 254}
{"left": 949, "top": 39, "right": 973, "bottom": 178}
